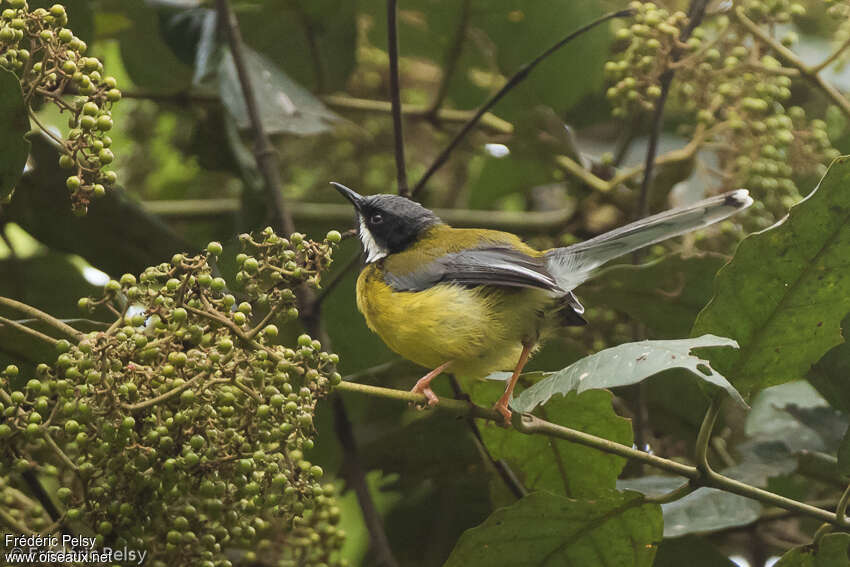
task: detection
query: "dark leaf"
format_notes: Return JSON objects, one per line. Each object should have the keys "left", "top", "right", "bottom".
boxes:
{"left": 218, "top": 47, "right": 340, "bottom": 136}
{"left": 808, "top": 316, "right": 850, "bottom": 414}
{"left": 443, "top": 490, "right": 662, "bottom": 567}
{"left": 692, "top": 158, "right": 850, "bottom": 400}
{"left": 0, "top": 68, "right": 30, "bottom": 201}
{"left": 579, "top": 253, "right": 727, "bottom": 338}
{"left": 472, "top": 385, "right": 632, "bottom": 497}
{"left": 654, "top": 537, "right": 737, "bottom": 567}
{"left": 6, "top": 134, "right": 190, "bottom": 276}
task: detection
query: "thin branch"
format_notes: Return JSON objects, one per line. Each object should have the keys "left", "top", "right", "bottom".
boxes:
{"left": 449, "top": 375, "right": 528, "bottom": 500}
{"left": 386, "top": 0, "right": 409, "bottom": 198}
{"left": 336, "top": 381, "right": 850, "bottom": 529}
{"left": 837, "top": 483, "right": 850, "bottom": 523}
{"left": 411, "top": 8, "right": 634, "bottom": 197}
{"left": 427, "top": 0, "right": 471, "bottom": 116}
{"left": 121, "top": 372, "right": 209, "bottom": 413}
{"left": 645, "top": 480, "right": 696, "bottom": 504}
{"left": 0, "top": 296, "right": 82, "bottom": 341}
{"left": 215, "top": 0, "right": 295, "bottom": 234}
{"left": 734, "top": 7, "right": 850, "bottom": 120}
{"left": 0, "top": 315, "right": 59, "bottom": 346}
{"left": 142, "top": 199, "right": 573, "bottom": 231}
{"left": 812, "top": 34, "right": 850, "bottom": 74}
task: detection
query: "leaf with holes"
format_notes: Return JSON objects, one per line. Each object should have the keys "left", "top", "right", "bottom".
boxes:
{"left": 510, "top": 335, "right": 743, "bottom": 414}
{"left": 692, "top": 157, "right": 850, "bottom": 400}
{"left": 442, "top": 490, "right": 662, "bottom": 567}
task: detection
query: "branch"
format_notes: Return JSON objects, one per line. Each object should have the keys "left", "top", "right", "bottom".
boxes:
{"left": 386, "top": 0, "right": 409, "bottom": 198}
{"left": 141, "top": 199, "right": 574, "bottom": 232}
{"left": 321, "top": 95, "right": 513, "bottom": 134}
{"left": 215, "top": 0, "right": 295, "bottom": 235}
{"left": 734, "top": 7, "right": 850, "bottom": 120}
{"left": 427, "top": 0, "right": 471, "bottom": 116}
{"left": 411, "top": 8, "right": 634, "bottom": 198}
{"left": 0, "top": 297, "right": 83, "bottom": 341}
{"left": 336, "top": 380, "right": 850, "bottom": 529}
{"left": 0, "top": 315, "right": 60, "bottom": 346}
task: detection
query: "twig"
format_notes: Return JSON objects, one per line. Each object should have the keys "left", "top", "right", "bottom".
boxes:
{"left": 386, "top": 0, "right": 409, "bottom": 198}
{"left": 142, "top": 199, "right": 573, "bottom": 231}
{"left": 734, "top": 7, "right": 850, "bottom": 120}
{"left": 336, "top": 380, "right": 850, "bottom": 529}
{"left": 0, "top": 315, "right": 59, "bottom": 346}
{"left": 411, "top": 9, "right": 634, "bottom": 197}
{"left": 813, "top": 34, "right": 850, "bottom": 74}
{"left": 215, "top": 0, "right": 295, "bottom": 235}
{"left": 449, "top": 376, "right": 527, "bottom": 499}
{"left": 0, "top": 296, "right": 83, "bottom": 341}
{"left": 426, "top": 0, "right": 471, "bottom": 116}
{"left": 121, "top": 372, "right": 209, "bottom": 412}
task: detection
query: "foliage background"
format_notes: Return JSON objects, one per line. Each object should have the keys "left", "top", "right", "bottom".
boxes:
{"left": 3, "top": 0, "right": 850, "bottom": 566}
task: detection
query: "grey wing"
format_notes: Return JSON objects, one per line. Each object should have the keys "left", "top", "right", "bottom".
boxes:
{"left": 384, "top": 247, "right": 564, "bottom": 293}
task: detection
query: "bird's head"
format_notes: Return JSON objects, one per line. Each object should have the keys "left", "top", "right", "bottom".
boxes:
{"left": 332, "top": 182, "right": 441, "bottom": 263}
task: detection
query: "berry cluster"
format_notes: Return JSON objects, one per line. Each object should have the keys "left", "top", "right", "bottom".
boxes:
{"left": 605, "top": 2, "right": 689, "bottom": 116}
{"left": 0, "top": 0, "right": 120, "bottom": 214}
{"left": 0, "top": 229, "right": 347, "bottom": 566}
{"left": 741, "top": 0, "right": 806, "bottom": 25}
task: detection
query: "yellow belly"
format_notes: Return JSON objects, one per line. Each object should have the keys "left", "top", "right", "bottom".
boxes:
{"left": 356, "top": 264, "right": 550, "bottom": 378}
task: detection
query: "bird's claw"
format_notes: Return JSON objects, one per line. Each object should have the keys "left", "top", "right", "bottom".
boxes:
{"left": 493, "top": 399, "right": 512, "bottom": 427}
{"left": 410, "top": 383, "right": 439, "bottom": 409}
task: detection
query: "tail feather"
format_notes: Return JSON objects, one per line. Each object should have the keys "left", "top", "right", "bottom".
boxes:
{"left": 546, "top": 189, "right": 753, "bottom": 291}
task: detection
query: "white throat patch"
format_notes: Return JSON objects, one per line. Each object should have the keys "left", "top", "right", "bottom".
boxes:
{"left": 359, "top": 217, "right": 388, "bottom": 263}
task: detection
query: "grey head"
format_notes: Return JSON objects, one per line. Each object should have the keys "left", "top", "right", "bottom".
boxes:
{"left": 331, "top": 182, "right": 442, "bottom": 263}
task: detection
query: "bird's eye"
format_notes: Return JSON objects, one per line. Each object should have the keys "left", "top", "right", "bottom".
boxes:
{"left": 370, "top": 213, "right": 384, "bottom": 225}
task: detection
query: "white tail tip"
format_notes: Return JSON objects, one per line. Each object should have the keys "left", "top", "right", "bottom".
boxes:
{"left": 727, "top": 189, "right": 753, "bottom": 209}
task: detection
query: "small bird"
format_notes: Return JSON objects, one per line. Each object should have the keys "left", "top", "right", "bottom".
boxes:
{"left": 333, "top": 182, "right": 752, "bottom": 422}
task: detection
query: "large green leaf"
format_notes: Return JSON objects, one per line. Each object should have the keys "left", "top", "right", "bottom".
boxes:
{"left": 0, "top": 68, "right": 30, "bottom": 201}
{"left": 692, "top": 157, "right": 850, "bottom": 400}
{"left": 775, "top": 533, "right": 850, "bottom": 567}
{"left": 442, "top": 490, "right": 662, "bottom": 567}
{"left": 218, "top": 47, "right": 340, "bottom": 136}
{"left": 579, "top": 254, "right": 727, "bottom": 339}
{"left": 472, "top": 386, "right": 632, "bottom": 497}
{"left": 510, "top": 335, "right": 744, "bottom": 413}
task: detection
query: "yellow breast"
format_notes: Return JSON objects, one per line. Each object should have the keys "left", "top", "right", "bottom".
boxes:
{"left": 355, "top": 263, "right": 550, "bottom": 378}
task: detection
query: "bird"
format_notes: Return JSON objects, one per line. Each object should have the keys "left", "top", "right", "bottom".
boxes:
{"left": 332, "top": 182, "right": 752, "bottom": 423}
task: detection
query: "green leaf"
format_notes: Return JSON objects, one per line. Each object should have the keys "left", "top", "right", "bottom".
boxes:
{"left": 0, "top": 68, "right": 30, "bottom": 201}
{"left": 578, "top": 254, "right": 727, "bottom": 339}
{"left": 808, "top": 316, "right": 850, "bottom": 414}
{"left": 240, "top": 0, "right": 356, "bottom": 92}
{"left": 775, "top": 533, "right": 850, "bottom": 567}
{"left": 7, "top": 134, "right": 191, "bottom": 276}
{"left": 510, "top": 335, "right": 744, "bottom": 414}
{"left": 745, "top": 381, "right": 831, "bottom": 453}
{"left": 692, "top": 157, "right": 850, "bottom": 400}
{"left": 218, "top": 46, "right": 340, "bottom": 136}
{"left": 653, "top": 536, "right": 737, "bottom": 567}
{"left": 443, "top": 490, "right": 662, "bottom": 567}
{"left": 617, "top": 476, "right": 761, "bottom": 537}
{"left": 473, "top": 386, "right": 632, "bottom": 497}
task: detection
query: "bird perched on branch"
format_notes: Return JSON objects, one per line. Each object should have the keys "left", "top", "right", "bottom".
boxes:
{"left": 333, "top": 182, "right": 752, "bottom": 423}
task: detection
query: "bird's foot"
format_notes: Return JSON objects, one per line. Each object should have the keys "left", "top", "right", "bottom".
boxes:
{"left": 493, "top": 396, "right": 512, "bottom": 427}
{"left": 410, "top": 379, "right": 439, "bottom": 408}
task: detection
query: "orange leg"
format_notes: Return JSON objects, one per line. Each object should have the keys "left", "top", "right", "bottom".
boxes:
{"left": 411, "top": 361, "right": 453, "bottom": 407}
{"left": 493, "top": 343, "right": 534, "bottom": 424}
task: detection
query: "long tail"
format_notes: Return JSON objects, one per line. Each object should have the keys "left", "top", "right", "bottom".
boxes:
{"left": 546, "top": 189, "right": 753, "bottom": 291}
